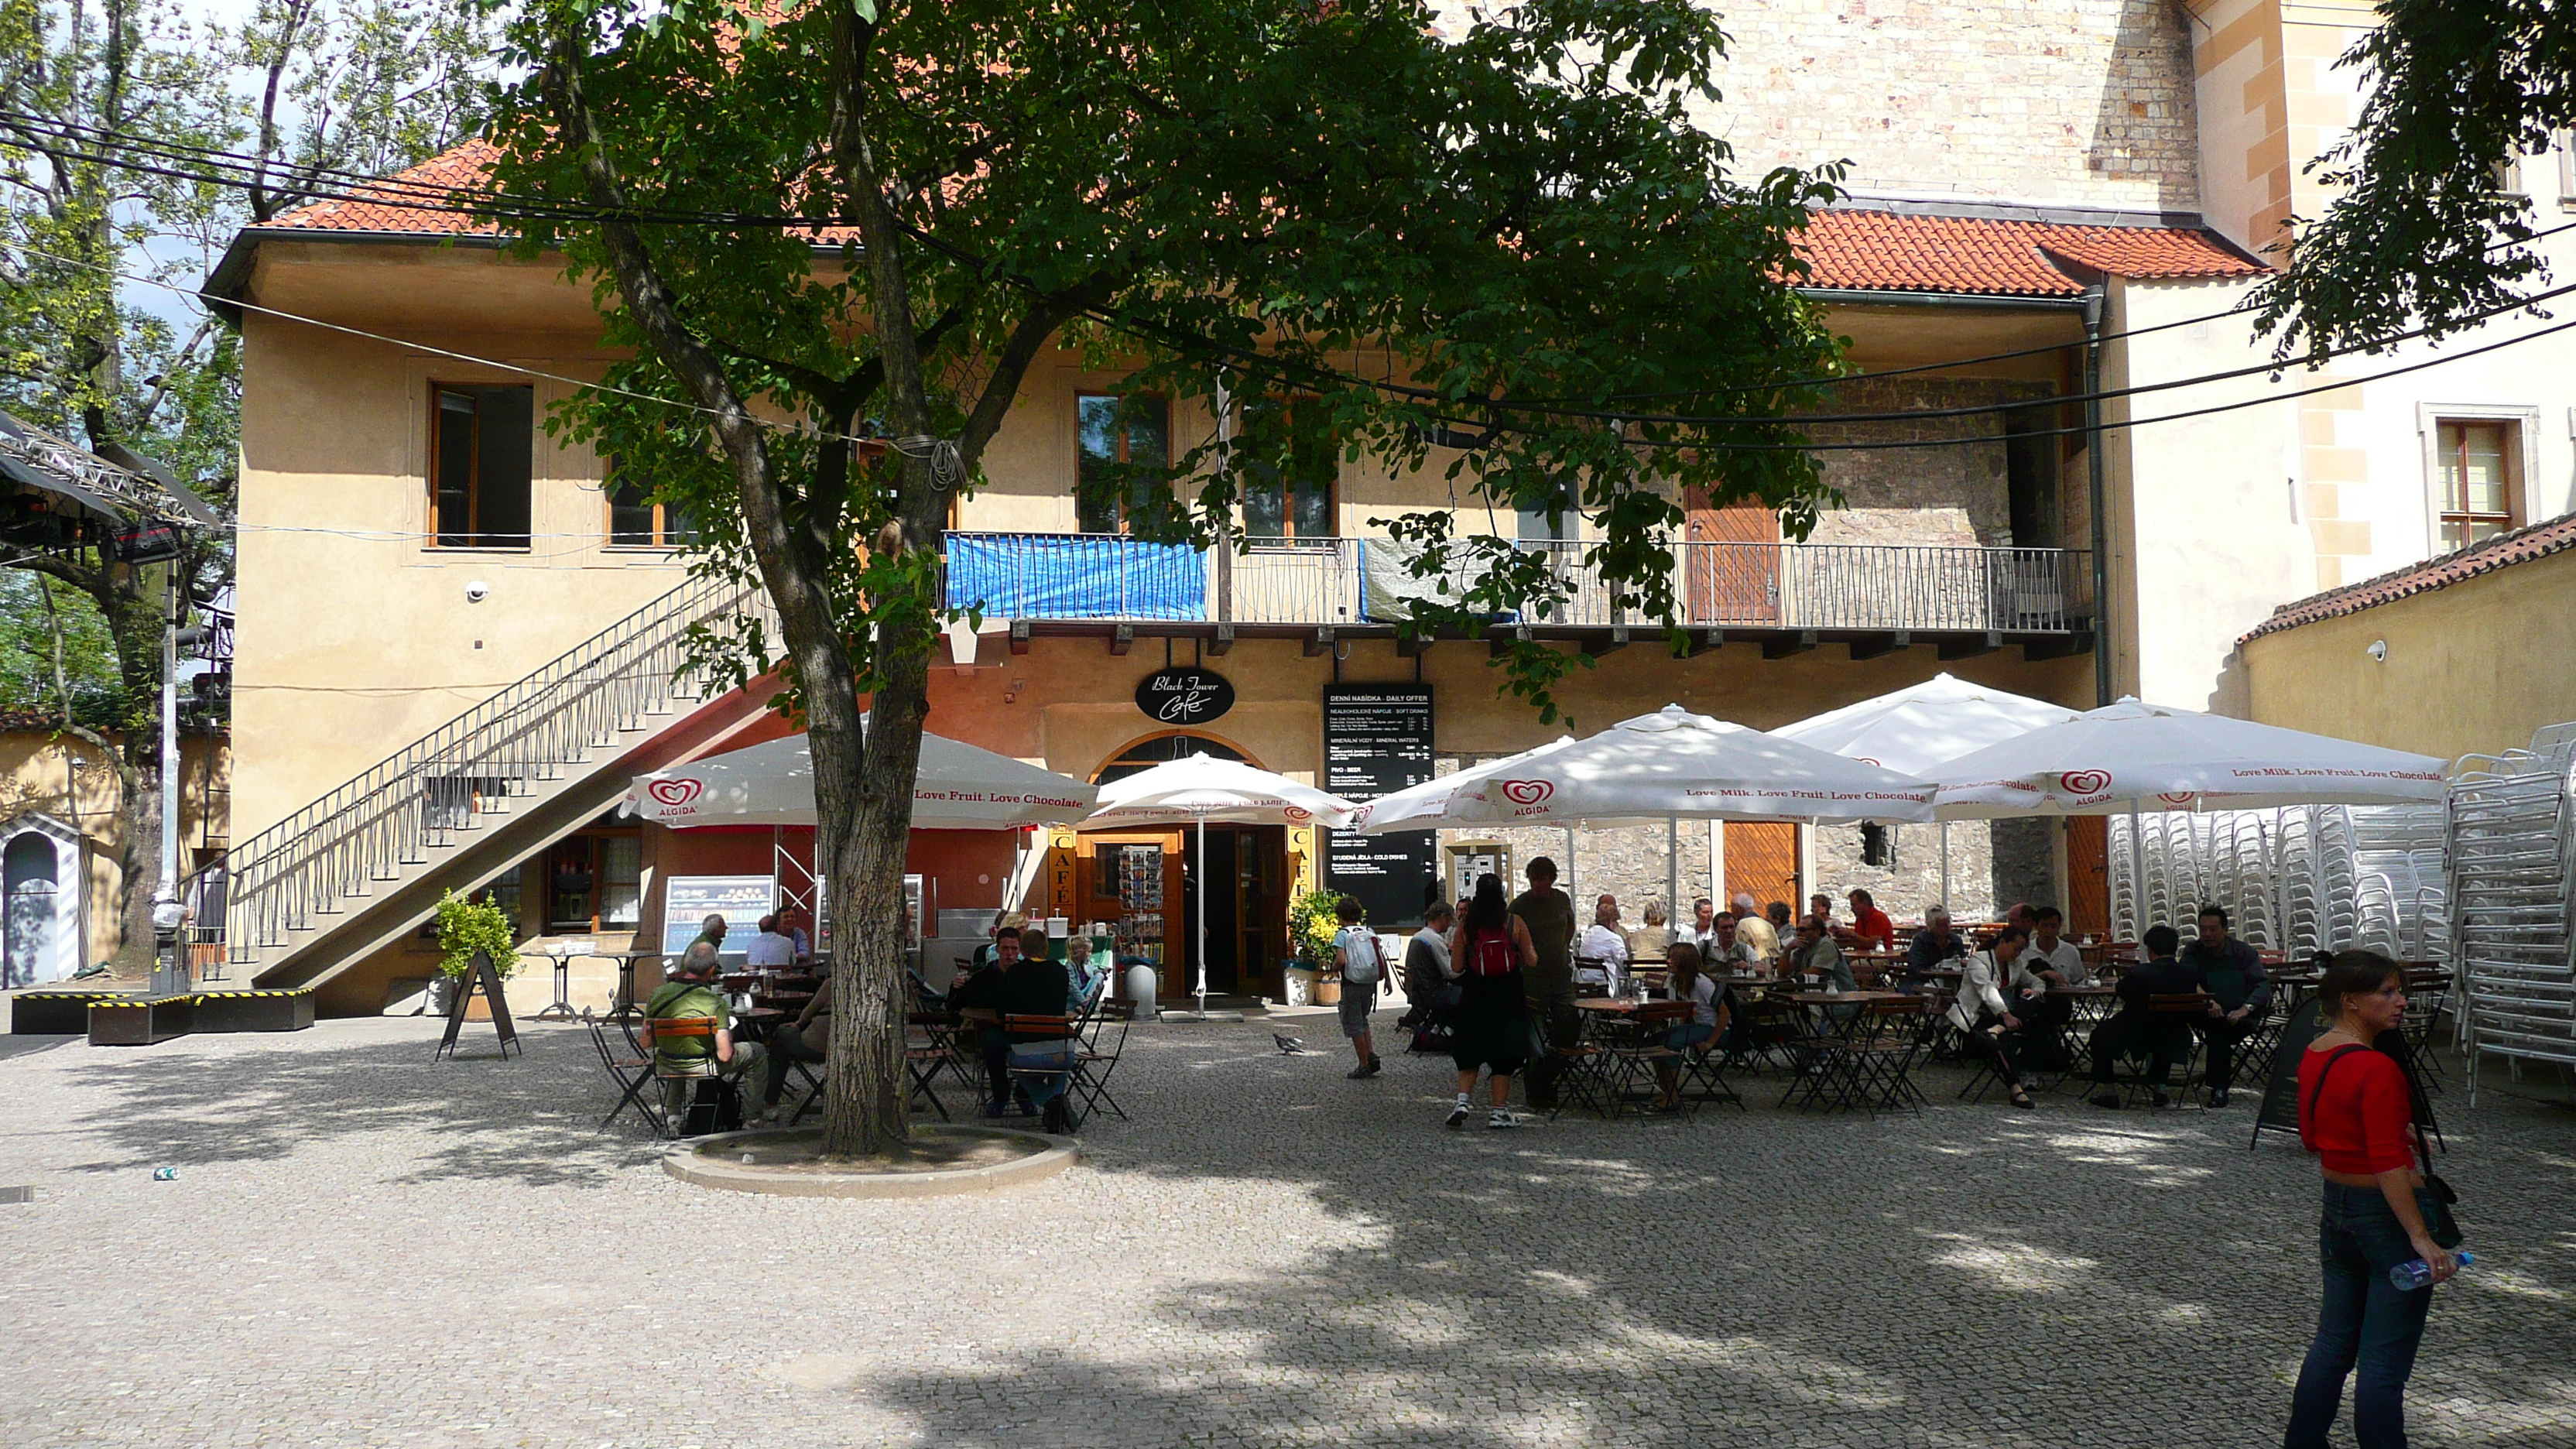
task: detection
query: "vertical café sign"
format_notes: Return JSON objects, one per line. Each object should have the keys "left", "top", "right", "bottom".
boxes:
{"left": 1136, "top": 666, "right": 1236, "bottom": 725}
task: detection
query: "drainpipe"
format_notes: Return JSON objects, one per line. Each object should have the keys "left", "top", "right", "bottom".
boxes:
{"left": 2082, "top": 283, "right": 2113, "bottom": 708}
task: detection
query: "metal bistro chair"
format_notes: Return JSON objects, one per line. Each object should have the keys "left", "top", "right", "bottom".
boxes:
{"left": 2398, "top": 968, "right": 2453, "bottom": 1091}
{"left": 1598, "top": 1002, "right": 1694, "bottom": 1118}
{"left": 2102, "top": 995, "right": 2210, "bottom": 1108}
{"left": 587, "top": 1009, "right": 667, "bottom": 1136}
{"left": 1676, "top": 993, "right": 1747, "bottom": 1114}
{"left": 1002, "top": 1013, "right": 1083, "bottom": 1132}
{"left": 1071, "top": 999, "right": 1137, "bottom": 1122}
{"left": 1824, "top": 998, "right": 1932, "bottom": 1115}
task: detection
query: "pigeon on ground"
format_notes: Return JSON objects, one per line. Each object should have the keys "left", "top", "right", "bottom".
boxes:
{"left": 1273, "top": 1033, "right": 1307, "bottom": 1055}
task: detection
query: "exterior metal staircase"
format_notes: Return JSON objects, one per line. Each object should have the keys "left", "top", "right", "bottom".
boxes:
{"left": 192, "top": 574, "right": 781, "bottom": 1005}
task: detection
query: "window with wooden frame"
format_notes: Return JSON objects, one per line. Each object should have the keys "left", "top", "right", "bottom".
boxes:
{"left": 1075, "top": 392, "right": 1170, "bottom": 533}
{"left": 1236, "top": 395, "right": 1337, "bottom": 543}
{"left": 2434, "top": 418, "right": 2520, "bottom": 550}
{"left": 546, "top": 831, "right": 643, "bottom": 931}
{"left": 605, "top": 470, "right": 698, "bottom": 548}
{"left": 428, "top": 383, "right": 534, "bottom": 548}
{"left": 2558, "top": 130, "right": 2575, "bottom": 205}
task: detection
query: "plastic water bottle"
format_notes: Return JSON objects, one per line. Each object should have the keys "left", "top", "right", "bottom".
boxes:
{"left": 2389, "top": 1250, "right": 2472, "bottom": 1290}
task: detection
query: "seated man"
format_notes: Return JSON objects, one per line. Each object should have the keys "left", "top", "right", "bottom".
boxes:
{"left": 1846, "top": 889, "right": 1897, "bottom": 952}
{"left": 1701, "top": 912, "right": 1767, "bottom": 978}
{"left": 2087, "top": 925, "right": 2206, "bottom": 1109}
{"left": 1944, "top": 924, "right": 2042, "bottom": 1108}
{"left": 946, "top": 931, "right": 1019, "bottom": 1109}
{"left": 992, "top": 926, "right": 1078, "bottom": 1129}
{"left": 745, "top": 913, "right": 799, "bottom": 969}
{"left": 2182, "top": 904, "right": 2272, "bottom": 1107}
{"left": 1807, "top": 892, "right": 1838, "bottom": 937}
{"left": 1905, "top": 906, "right": 1967, "bottom": 985}
{"left": 1575, "top": 893, "right": 1631, "bottom": 993}
{"left": 1729, "top": 892, "right": 1779, "bottom": 964}
{"left": 641, "top": 942, "right": 766, "bottom": 1129}
{"left": 759, "top": 971, "right": 831, "bottom": 1125}
{"left": 2014, "top": 905, "right": 2088, "bottom": 1068}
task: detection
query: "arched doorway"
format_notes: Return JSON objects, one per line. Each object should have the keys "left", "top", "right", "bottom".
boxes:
{"left": 1079, "top": 731, "right": 1286, "bottom": 1001}
{"left": 3, "top": 831, "right": 60, "bottom": 989}
{"left": 1088, "top": 731, "right": 1255, "bottom": 785}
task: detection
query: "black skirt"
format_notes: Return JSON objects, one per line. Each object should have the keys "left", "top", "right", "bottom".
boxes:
{"left": 1451, "top": 967, "right": 1530, "bottom": 1075}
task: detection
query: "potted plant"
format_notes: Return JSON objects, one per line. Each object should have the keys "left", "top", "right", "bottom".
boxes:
{"left": 1285, "top": 887, "right": 1345, "bottom": 1006}
{"left": 435, "top": 889, "right": 521, "bottom": 1020}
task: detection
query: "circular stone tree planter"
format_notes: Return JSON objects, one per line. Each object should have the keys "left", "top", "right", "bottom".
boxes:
{"left": 663, "top": 1124, "right": 1078, "bottom": 1199}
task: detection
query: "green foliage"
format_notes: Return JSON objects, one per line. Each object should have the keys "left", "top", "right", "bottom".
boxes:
{"left": 1286, "top": 888, "right": 1345, "bottom": 964}
{"left": 433, "top": 889, "right": 519, "bottom": 981}
{"left": 482, "top": 0, "right": 1848, "bottom": 726}
{"left": 2255, "top": 0, "right": 2576, "bottom": 361}
{"left": 0, "top": 572, "right": 123, "bottom": 730}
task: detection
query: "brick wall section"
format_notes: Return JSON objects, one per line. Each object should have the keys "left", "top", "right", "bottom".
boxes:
{"left": 1802, "top": 377, "right": 2060, "bottom": 546}
{"left": 1688, "top": 0, "right": 2204, "bottom": 209}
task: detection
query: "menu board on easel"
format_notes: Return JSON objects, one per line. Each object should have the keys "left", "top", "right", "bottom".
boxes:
{"left": 1321, "top": 685, "right": 1437, "bottom": 927}
{"left": 659, "top": 875, "right": 777, "bottom": 961}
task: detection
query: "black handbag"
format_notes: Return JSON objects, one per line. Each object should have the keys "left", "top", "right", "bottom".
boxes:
{"left": 2308, "top": 1044, "right": 2463, "bottom": 1249}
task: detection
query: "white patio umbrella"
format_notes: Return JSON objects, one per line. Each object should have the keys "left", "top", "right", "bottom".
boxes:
{"left": 1773, "top": 672, "right": 2083, "bottom": 912}
{"left": 1355, "top": 706, "right": 1937, "bottom": 931}
{"left": 1926, "top": 698, "right": 2448, "bottom": 818}
{"left": 620, "top": 728, "right": 1099, "bottom": 830}
{"left": 1076, "top": 754, "right": 1361, "bottom": 1018}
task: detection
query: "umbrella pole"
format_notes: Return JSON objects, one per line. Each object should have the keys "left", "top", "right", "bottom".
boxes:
{"left": 1565, "top": 827, "right": 1576, "bottom": 894}
{"left": 1196, "top": 814, "right": 1208, "bottom": 1016}
{"left": 1665, "top": 815, "right": 1678, "bottom": 953}
{"left": 1939, "top": 822, "right": 1951, "bottom": 913}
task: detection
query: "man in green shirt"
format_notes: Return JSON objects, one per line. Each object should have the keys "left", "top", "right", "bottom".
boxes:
{"left": 1511, "top": 856, "right": 1579, "bottom": 1112}
{"left": 642, "top": 942, "right": 766, "bottom": 1129}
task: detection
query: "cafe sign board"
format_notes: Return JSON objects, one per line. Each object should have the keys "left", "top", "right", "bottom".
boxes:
{"left": 1135, "top": 666, "right": 1235, "bottom": 726}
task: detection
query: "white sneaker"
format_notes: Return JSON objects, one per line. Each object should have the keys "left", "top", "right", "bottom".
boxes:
{"left": 1487, "top": 1108, "right": 1516, "bottom": 1130}
{"left": 1445, "top": 1101, "right": 1471, "bottom": 1129}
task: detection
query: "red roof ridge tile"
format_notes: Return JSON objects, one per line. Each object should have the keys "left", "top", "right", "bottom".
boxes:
{"left": 2239, "top": 510, "right": 2576, "bottom": 646}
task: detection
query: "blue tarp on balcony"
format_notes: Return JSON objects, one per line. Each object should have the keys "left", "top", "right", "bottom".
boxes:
{"left": 944, "top": 533, "right": 1207, "bottom": 621}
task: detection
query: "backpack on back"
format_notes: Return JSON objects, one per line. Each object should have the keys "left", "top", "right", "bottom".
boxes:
{"left": 1470, "top": 927, "right": 1517, "bottom": 978}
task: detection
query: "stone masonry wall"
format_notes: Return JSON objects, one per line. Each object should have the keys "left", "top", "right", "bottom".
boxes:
{"left": 1690, "top": 0, "right": 2204, "bottom": 211}
{"left": 1812, "top": 817, "right": 2060, "bottom": 926}
{"left": 1801, "top": 376, "right": 2057, "bottom": 547}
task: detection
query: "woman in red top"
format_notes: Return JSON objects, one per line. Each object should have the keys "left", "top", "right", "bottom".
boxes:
{"left": 2285, "top": 951, "right": 2453, "bottom": 1449}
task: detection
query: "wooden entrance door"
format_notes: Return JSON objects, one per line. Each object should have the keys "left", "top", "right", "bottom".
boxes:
{"left": 1235, "top": 826, "right": 1288, "bottom": 1000}
{"left": 1683, "top": 488, "right": 1783, "bottom": 625}
{"left": 1724, "top": 821, "right": 1801, "bottom": 914}
{"left": 2065, "top": 817, "right": 2109, "bottom": 940}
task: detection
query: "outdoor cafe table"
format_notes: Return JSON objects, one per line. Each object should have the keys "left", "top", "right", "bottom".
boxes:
{"left": 1780, "top": 989, "right": 1913, "bottom": 1041}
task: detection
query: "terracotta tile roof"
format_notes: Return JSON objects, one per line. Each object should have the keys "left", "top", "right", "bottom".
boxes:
{"left": 258, "top": 139, "right": 507, "bottom": 235}
{"left": 2239, "top": 511, "right": 2576, "bottom": 645}
{"left": 254, "top": 142, "right": 2263, "bottom": 297}
{"left": 1797, "top": 209, "right": 2266, "bottom": 296}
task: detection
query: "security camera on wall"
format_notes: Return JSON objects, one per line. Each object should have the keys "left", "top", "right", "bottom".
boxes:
{"left": 464, "top": 580, "right": 491, "bottom": 604}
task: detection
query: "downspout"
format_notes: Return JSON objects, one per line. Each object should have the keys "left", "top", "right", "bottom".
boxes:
{"left": 2082, "top": 283, "right": 2113, "bottom": 707}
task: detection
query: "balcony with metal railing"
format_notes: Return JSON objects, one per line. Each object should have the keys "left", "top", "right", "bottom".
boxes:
{"left": 943, "top": 533, "right": 2094, "bottom": 657}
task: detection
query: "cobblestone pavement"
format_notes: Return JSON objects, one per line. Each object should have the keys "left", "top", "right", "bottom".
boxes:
{"left": 1, "top": 1012, "right": 2571, "bottom": 1448}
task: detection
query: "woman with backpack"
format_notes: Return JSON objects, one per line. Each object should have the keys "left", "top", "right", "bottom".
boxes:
{"left": 1444, "top": 873, "right": 1536, "bottom": 1129}
{"left": 2285, "top": 950, "right": 2455, "bottom": 1449}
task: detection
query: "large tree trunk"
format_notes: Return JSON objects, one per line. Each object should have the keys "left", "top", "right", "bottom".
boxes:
{"left": 101, "top": 570, "right": 166, "bottom": 968}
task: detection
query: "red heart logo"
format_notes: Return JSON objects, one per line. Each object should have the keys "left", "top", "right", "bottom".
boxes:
{"left": 2057, "top": 769, "right": 2112, "bottom": 796}
{"left": 649, "top": 777, "right": 704, "bottom": 807}
{"left": 1283, "top": 806, "right": 1311, "bottom": 824}
{"left": 2158, "top": 791, "right": 2195, "bottom": 806}
{"left": 1500, "top": 779, "right": 1555, "bottom": 806}
{"left": 1855, "top": 756, "right": 1882, "bottom": 768}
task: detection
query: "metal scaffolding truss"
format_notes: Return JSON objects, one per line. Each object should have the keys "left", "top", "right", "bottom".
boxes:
{"left": 0, "top": 410, "right": 218, "bottom": 527}
{"left": 2445, "top": 722, "right": 2576, "bottom": 1103}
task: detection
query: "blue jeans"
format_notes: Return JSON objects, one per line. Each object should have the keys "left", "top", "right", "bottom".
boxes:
{"left": 2285, "top": 1181, "right": 2436, "bottom": 1448}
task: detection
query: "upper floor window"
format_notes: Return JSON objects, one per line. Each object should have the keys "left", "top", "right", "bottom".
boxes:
{"left": 1075, "top": 392, "right": 1170, "bottom": 534}
{"left": 606, "top": 473, "right": 697, "bottom": 548}
{"left": 1237, "top": 396, "right": 1337, "bottom": 543}
{"left": 2557, "top": 129, "right": 2575, "bottom": 205}
{"left": 430, "top": 384, "right": 533, "bottom": 549}
{"left": 2435, "top": 418, "right": 2519, "bottom": 551}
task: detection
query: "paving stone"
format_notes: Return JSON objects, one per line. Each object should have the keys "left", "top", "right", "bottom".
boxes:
{"left": 0, "top": 1016, "right": 2567, "bottom": 1447}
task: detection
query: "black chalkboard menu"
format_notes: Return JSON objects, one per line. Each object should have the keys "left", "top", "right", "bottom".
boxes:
{"left": 1321, "top": 686, "right": 1437, "bottom": 928}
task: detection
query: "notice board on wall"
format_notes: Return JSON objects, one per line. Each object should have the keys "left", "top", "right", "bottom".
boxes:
{"left": 659, "top": 875, "right": 778, "bottom": 960}
{"left": 1321, "top": 685, "right": 1437, "bottom": 928}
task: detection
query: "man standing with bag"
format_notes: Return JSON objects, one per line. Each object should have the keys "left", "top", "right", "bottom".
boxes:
{"left": 1512, "top": 858, "right": 1579, "bottom": 1112}
{"left": 1333, "top": 896, "right": 1389, "bottom": 1078}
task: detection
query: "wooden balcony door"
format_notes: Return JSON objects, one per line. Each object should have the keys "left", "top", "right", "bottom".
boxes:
{"left": 1683, "top": 488, "right": 1782, "bottom": 625}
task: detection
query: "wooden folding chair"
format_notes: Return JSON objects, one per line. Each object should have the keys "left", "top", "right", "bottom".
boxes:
{"left": 647, "top": 1016, "right": 738, "bottom": 1137}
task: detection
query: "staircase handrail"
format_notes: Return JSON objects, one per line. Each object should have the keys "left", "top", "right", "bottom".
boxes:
{"left": 192, "top": 573, "right": 772, "bottom": 965}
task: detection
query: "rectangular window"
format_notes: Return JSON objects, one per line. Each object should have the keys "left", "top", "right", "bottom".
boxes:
{"left": 1238, "top": 396, "right": 1337, "bottom": 543}
{"left": 599, "top": 836, "right": 642, "bottom": 927}
{"left": 1075, "top": 393, "right": 1170, "bottom": 533}
{"left": 2435, "top": 419, "right": 2519, "bottom": 550}
{"left": 429, "top": 383, "right": 534, "bottom": 548}
{"left": 606, "top": 473, "right": 697, "bottom": 547}
{"left": 2558, "top": 129, "right": 2575, "bottom": 204}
